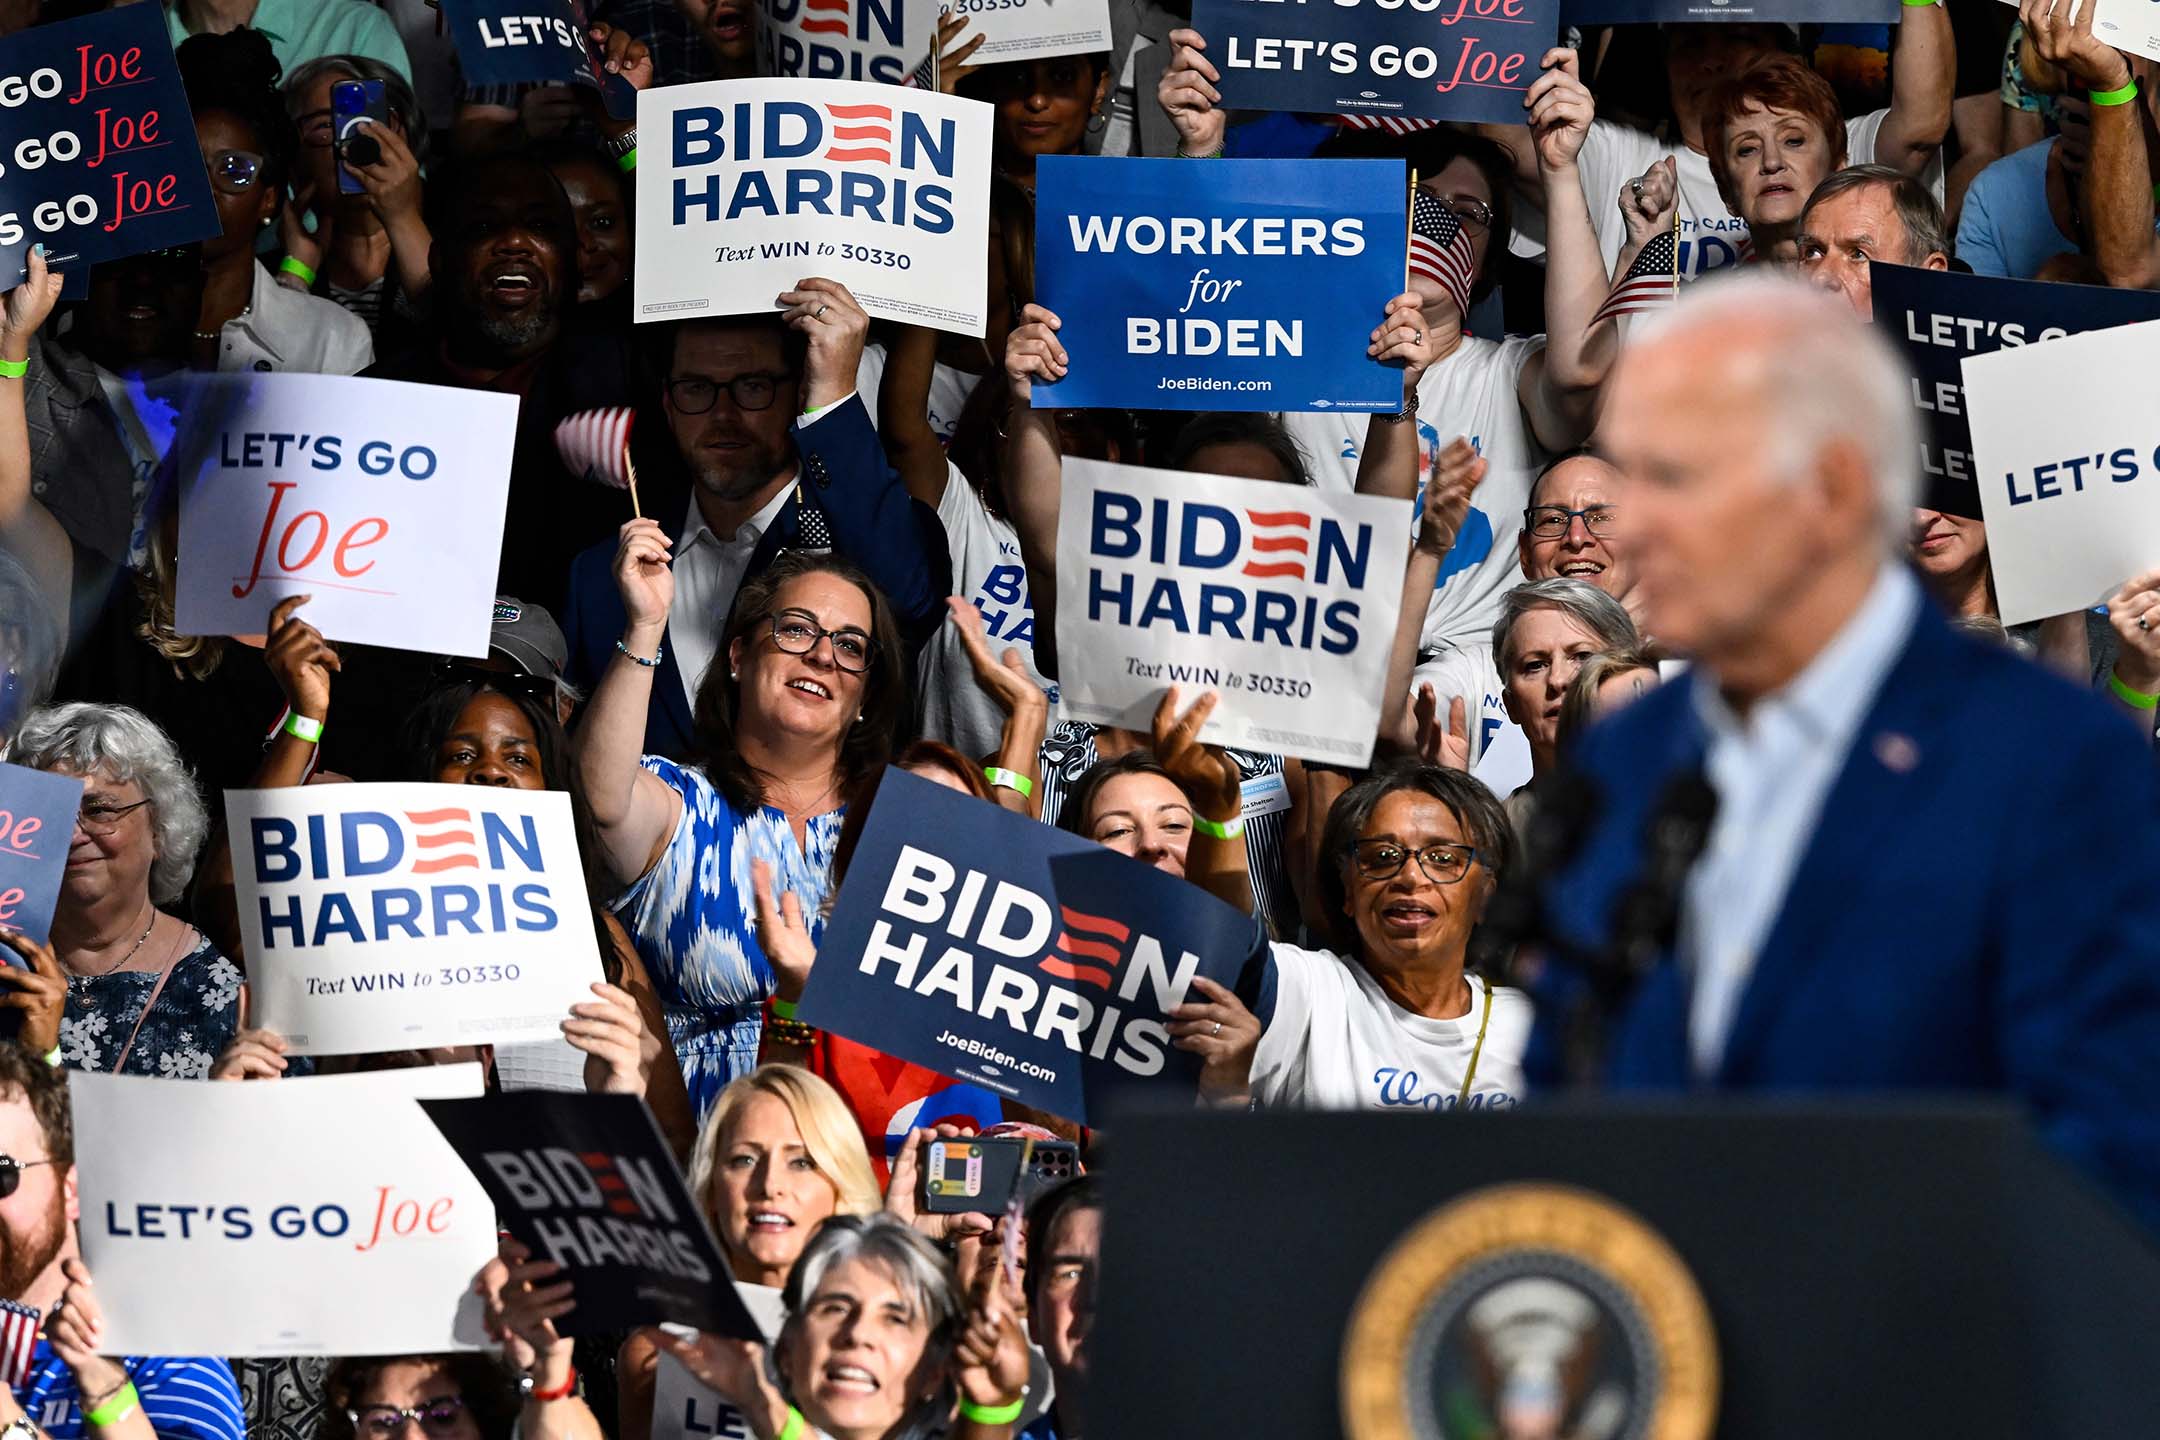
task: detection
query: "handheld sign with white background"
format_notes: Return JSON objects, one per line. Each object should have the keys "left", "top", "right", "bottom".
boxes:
{"left": 421, "top": 1092, "right": 759, "bottom": 1338}
{"left": 172, "top": 373, "right": 518, "bottom": 657}
{"left": 1034, "top": 156, "right": 1405, "bottom": 413}
{"left": 226, "top": 783, "right": 604, "bottom": 1056}
{"left": 1054, "top": 458, "right": 1409, "bottom": 765}
{"left": 637, "top": 79, "right": 993, "bottom": 336}
{"left": 761, "top": 0, "right": 917, "bottom": 83}
{"left": 941, "top": 0, "right": 1112, "bottom": 64}
{"left": 438, "top": 0, "right": 603, "bottom": 91}
{"left": 1562, "top": 0, "right": 1893, "bottom": 21}
{"left": 0, "top": 4, "right": 219, "bottom": 286}
{"left": 1992, "top": 0, "right": 2160, "bottom": 70}
{"left": 1193, "top": 0, "right": 1558, "bottom": 126}
{"left": 1965, "top": 321, "right": 2160, "bottom": 628}
{"left": 0, "top": 762, "right": 81, "bottom": 947}
{"left": 77, "top": 1064, "right": 494, "bottom": 1357}
{"left": 798, "top": 769, "right": 1262, "bottom": 1125}
{"left": 1870, "top": 263, "right": 2160, "bottom": 520}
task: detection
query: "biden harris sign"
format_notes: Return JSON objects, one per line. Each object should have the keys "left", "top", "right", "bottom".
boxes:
{"left": 1054, "top": 458, "right": 1409, "bottom": 765}
{"left": 227, "top": 783, "right": 605, "bottom": 1056}
{"left": 636, "top": 78, "right": 992, "bottom": 336}
{"left": 1034, "top": 156, "right": 1404, "bottom": 412}
{"left": 799, "top": 770, "right": 1260, "bottom": 1125}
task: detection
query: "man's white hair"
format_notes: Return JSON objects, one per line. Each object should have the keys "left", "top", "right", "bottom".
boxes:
{"left": 1623, "top": 273, "right": 1920, "bottom": 551}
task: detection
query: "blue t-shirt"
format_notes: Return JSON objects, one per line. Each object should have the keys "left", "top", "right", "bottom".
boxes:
{"left": 16, "top": 1345, "right": 244, "bottom": 1440}
{"left": 1956, "top": 138, "right": 2076, "bottom": 280}
{"left": 614, "top": 756, "right": 843, "bottom": 1116}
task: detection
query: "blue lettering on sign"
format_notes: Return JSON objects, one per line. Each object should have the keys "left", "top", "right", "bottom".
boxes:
{"left": 671, "top": 101, "right": 951, "bottom": 228}
{"left": 2005, "top": 445, "right": 2143, "bottom": 506}
{"left": 760, "top": 0, "right": 910, "bottom": 83}
{"left": 1086, "top": 487, "right": 1366, "bottom": 655}
{"left": 974, "top": 563, "right": 1038, "bottom": 651}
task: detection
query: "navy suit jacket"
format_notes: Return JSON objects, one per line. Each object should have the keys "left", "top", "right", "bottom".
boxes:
{"left": 1537, "top": 597, "right": 2160, "bottom": 1231}
{"left": 560, "top": 394, "right": 950, "bottom": 761}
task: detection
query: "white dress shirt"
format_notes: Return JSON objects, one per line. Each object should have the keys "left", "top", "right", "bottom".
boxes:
{"left": 1684, "top": 564, "right": 1922, "bottom": 1076}
{"left": 670, "top": 480, "right": 793, "bottom": 707}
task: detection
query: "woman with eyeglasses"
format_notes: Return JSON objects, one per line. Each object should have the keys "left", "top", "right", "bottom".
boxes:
{"left": 176, "top": 29, "right": 374, "bottom": 375}
{"left": 4, "top": 702, "right": 239, "bottom": 1078}
{"left": 1237, "top": 764, "right": 1531, "bottom": 1112}
{"left": 575, "top": 540, "right": 909, "bottom": 1116}
{"left": 318, "top": 1350, "right": 603, "bottom": 1440}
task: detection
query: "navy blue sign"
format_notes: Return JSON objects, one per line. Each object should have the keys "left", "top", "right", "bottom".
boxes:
{"left": 799, "top": 769, "right": 1261, "bottom": 1125}
{"left": 439, "top": 0, "right": 603, "bottom": 91}
{"left": 0, "top": 4, "right": 216, "bottom": 287}
{"left": 421, "top": 1092, "right": 758, "bottom": 1339}
{"left": 0, "top": 762, "right": 81, "bottom": 950}
{"left": 1561, "top": 0, "right": 1895, "bottom": 21}
{"left": 1871, "top": 262, "right": 2160, "bottom": 519}
{"left": 1194, "top": 0, "right": 1558, "bottom": 126}
{"left": 1034, "top": 155, "right": 1405, "bottom": 413}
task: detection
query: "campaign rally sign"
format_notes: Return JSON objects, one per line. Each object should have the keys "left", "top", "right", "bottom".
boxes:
{"left": 1194, "top": 0, "right": 1557, "bottom": 127}
{"left": 77, "top": 1065, "right": 494, "bottom": 1356}
{"left": 0, "top": 4, "right": 218, "bottom": 286}
{"left": 637, "top": 79, "right": 993, "bottom": 336}
{"left": 1053, "top": 459, "right": 1408, "bottom": 765}
{"left": 799, "top": 769, "right": 1259, "bottom": 1124}
{"left": 1034, "top": 156, "right": 1403, "bottom": 412}
{"left": 172, "top": 373, "right": 518, "bottom": 657}
{"left": 648, "top": 1289, "right": 787, "bottom": 1440}
{"left": 226, "top": 783, "right": 604, "bottom": 1056}
{"left": 1561, "top": 0, "right": 1895, "bottom": 21}
{"left": 942, "top": 0, "right": 1113, "bottom": 65}
{"left": 1964, "top": 322, "right": 2160, "bottom": 628}
{"left": 0, "top": 762, "right": 81, "bottom": 947}
{"left": 762, "top": 0, "right": 916, "bottom": 83}
{"left": 1871, "top": 263, "right": 2160, "bottom": 519}
{"left": 1994, "top": 0, "right": 2160, "bottom": 69}
{"left": 439, "top": 0, "right": 602, "bottom": 90}
{"left": 422, "top": 1091, "right": 758, "bottom": 1338}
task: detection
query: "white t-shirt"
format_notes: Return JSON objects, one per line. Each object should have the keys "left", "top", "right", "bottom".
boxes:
{"left": 854, "top": 343, "right": 984, "bottom": 445}
{"left": 1566, "top": 110, "right": 1941, "bottom": 279}
{"left": 1413, "top": 642, "right": 1534, "bottom": 800}
{"left": 916, "top": 462, "right": 1058, "bottom": 760}
{"left": 1253, "top": 946, "right": 1531, "bottom": 1112}
{"left": 1283, "top": 334, "right": 1547, "bottom": 653}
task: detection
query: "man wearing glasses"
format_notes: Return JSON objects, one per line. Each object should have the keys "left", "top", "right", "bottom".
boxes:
{"left": 0, "top": 1050, "right": 243, "bottom": 1440}
{"left": 560, "top": 282, "right": 949, "bottom": 760}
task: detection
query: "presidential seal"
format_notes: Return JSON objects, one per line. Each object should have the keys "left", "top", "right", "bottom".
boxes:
{"left": 1340, "top": 1184, "right": 1718, "bottom": 1440}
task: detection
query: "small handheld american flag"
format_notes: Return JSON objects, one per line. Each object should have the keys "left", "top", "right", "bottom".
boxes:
{"left": 1409, "top": 192, "right": 1476, "bottom": 323}
{"left": 903, "top": 45, "right": 937, "bottom": 90}
{"left": 0, "top": 1300, "right": 37, "bottom": 1391}
{"left": 553, "top": 407, "right": 642, "bottom": 519}
{"left": 1591, "top": 226, "right": 1684, "bottom": 326}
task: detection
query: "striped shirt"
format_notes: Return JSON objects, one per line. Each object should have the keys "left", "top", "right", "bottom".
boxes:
{"left": 16, "top": 1346, "right": 245, "bottom": 1440}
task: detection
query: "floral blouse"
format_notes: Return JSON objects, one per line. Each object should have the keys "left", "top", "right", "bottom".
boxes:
{"left": 60, "top": 930, "right": 242, "bottom": 1079}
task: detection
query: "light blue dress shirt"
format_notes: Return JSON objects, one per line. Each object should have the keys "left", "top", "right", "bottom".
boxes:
{"left": 1684, "top": 564, "right": 1922, "bottom": 1075}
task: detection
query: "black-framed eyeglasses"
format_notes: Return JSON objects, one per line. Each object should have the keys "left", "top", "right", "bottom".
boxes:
{"left": 76, "top": 798, "right": 151, "bottom": 837}
{"left": 0, "top": 1155, "right": 56, "bottom": 1200}
{"left": 207, "top": 149, "right": 265, "bottom": 195}
{"left": 344, "top": 1396, "right": 469, "bottom": 1440}
{"left": 1525, "top": 504, "right": 1618, "bottom": 541}
{"left": 665, "top": 372, "right": 794, "bottom": 415}
{"left": 768, "top": 609, "right": 873, "bottom": 673}
{"left": 1436, "top": 197, "right": 1496, "bottom": 236}
{"left": 1347, "top": 839, "right": 1481, "bottom": 886}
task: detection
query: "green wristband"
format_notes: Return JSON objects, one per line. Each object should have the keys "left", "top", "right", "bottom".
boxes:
{"left": 2109, "top": 669, "right": 2160, "bottom": 709}
{"left": 616, "top": 145, "right": 638, "bottom": 173}
{"left": 278, "top": 255, "right": 317, "bottom": 286}
{"left": 1191, "top": 813, "right": 1244, "bottom": 841}
{"left": 957, "top": 1394, "right": 1027, "bottom": 1425}
{"left": 0, "top": 355, "right": 27, "bottom": 379}
{"left": 984, "top": 766, "right": 1034, "bottom": 799}
{"left": 282, "top": 710, "right": 324, "bottom": 744}
{"left": 774, "top": 1408, "right": 806, "bottom": 1440}
{"left": 770, "top": 996, "right": 800, "bottom": 1020}
{"left": 87, "top": 1382, "right": 140, "bottom": 1428}
{"left": 2090, "top": 79, "right": 2139, "bottom": 107}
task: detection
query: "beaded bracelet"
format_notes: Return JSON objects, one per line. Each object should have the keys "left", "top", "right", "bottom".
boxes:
{"left": 615, "top": 638, "right": 663, "bottom": 668}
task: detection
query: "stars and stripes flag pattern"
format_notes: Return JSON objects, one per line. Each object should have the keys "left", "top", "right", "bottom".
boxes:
{"left": 1409, "top": 192, "right": 1475, "bottom": 322}
{"left": 904, "top": 47, "right": 937, "bottom": 89}
{"left": 0, "top": 1301, "right": 38, "bottom": 1390}
{"left": 1591, "top": 226, "right": 1684, "bottom": 325}
{"left": 553, "top": 407, "right": 635, "bottom": 491}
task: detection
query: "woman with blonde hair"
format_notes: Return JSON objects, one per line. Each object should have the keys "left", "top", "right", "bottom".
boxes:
{"left": 616, "top": 1064, "right": 879, "bottom": 1440}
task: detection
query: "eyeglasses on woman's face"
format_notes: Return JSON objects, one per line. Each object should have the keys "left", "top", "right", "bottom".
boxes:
{"left": 1346, "top": 838, "right": 1480, "bottom": 886}
{"left": 75, "top": 796, "right": 151, "bottom": 838}
{"left": 766, "top": 609, "right": 873, "bottom": 673}
{"left": 345, "top": 1396, "right": 468, "bottom": 1440}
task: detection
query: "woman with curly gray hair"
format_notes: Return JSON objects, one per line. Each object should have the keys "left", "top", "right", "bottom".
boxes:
{"left": 6, "top": 702, "right": 242, "bottom": 1077}
{"left": 642, "top": 1212, "right": 1032, "bottom": 1440}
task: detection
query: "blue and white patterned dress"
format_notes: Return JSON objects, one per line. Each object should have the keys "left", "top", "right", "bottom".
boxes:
{"left": 615, "top": 755, "right": 843, "bottom": 1116}
{"left": 60, "top": 930, "right": 242, "bottom": 1079}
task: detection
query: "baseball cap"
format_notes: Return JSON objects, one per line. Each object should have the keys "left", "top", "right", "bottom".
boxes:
{"left": 489, "top": 596, "right": 567, "bottom": 680}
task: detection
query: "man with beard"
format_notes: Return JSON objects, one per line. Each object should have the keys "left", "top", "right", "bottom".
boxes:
{"left": 367, "top": 151, "right": 644, "bottom": 613}
{"left": 0, "top": 1050, "right": 243, "bottom": 1440}
{"left": 559, "top": 288, "right": 951, "bottom": 759}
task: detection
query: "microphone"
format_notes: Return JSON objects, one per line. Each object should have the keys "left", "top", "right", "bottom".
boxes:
{"left": 1479, "top": 764, "right": 1603, "bottom": 976}
{"left": 1604, "top": 769, "right": 1719, "bottom": 987}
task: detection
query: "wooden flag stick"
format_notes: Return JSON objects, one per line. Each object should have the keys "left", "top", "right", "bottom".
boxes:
{"left": 1669, "top": 201, "right": 1681, "bottom": 299}
{"left": 1404, "top": 168, "right": 1418, "bottom": 292}
{"left": 624, "top": 446, "right": 643, "bottom": 520}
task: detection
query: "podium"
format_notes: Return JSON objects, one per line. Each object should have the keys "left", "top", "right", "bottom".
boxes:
{"left": 1093, "top": 1102, "right": 2160, "bottom": 1437}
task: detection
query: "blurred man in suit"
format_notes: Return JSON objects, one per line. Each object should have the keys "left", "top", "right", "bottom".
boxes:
{"left": 1540, "top": 274, "right": 2160, "bottom": 1229}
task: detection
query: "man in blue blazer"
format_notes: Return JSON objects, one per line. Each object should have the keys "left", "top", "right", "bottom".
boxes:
{"left": 1536, "top": 275, "right": 2160, "bottom": 1230}
{"left": 560, "top": 279, "right": 950, "bottom": 760}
